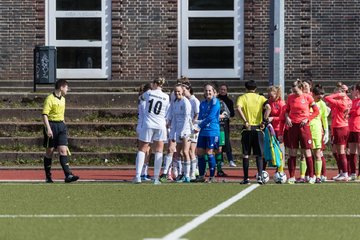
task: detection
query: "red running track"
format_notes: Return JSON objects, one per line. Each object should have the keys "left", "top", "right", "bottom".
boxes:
{"left": 0, "top": 167, "right": 341, "bottom": 183}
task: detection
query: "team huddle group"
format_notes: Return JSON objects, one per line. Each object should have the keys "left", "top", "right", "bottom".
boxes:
{"left": 133, "top": 77, "right": 360, "bottom": 185}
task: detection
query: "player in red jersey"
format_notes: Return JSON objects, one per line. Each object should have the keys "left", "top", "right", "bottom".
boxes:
{"left": 279, "top": 80, "right": 319, "bottom": 184}
{"left": 348, "top": 83, "right": 360, "bottom": 179}
{"left": 268, "top": 86, "right": 286, "bottom": 138}
{"left": 267, "top": 86, "right": 286, "bottom": 173}
{"left": 324, "top": 82, "right": 352, "bottom": 181}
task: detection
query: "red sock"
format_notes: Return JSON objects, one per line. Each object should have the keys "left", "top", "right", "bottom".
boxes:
{"left": 321, "top": 156, "right": 327, "bottom": 176}
{"left": 339, "top": 154, "right": 348, "bottom": 173}
{"left": 305, "top": 156, "right": 314, "bottom": 177}
{"left": 349, "top": 154, "right": 357, "bottom": 174}
{"left": 333, "top": 153, "right": 341, "bottom": 172}
{"left": 288, "top": 157, "right": 296, "bottom": 178}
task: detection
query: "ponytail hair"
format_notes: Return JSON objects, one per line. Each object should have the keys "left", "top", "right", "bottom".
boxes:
{"left": 335, "top": 81, "right": 348, "bottom": 93}
{"left": 153, "top": 77, "right": 166, "bottom": 87}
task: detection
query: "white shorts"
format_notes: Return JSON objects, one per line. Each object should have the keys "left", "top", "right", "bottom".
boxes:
{"left": 176, "top": 134, "right": 191, "bottom": 144}
{"left": 174, "top": 129, "right": 192, "bottom": 143}
{"left": 138, "top": 128, "right": 167, "bottom": 143}
{"left": 189, "top": 132, "right": 199, "bottom": 143}
{"left": 168, "top": 128, "right": 176, "bottom": 142}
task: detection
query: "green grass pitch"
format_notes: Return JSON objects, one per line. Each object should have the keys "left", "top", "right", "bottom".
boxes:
{"left": 0, "top": 183, "right": 360, "bottom": 240}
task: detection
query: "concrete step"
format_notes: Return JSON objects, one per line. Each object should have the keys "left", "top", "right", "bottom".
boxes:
{"left": 0, "top": 92, "right": 244, "bottom": 108}
{"left": 0, "top": 108, "right": 137, "bottom": 121}
{"left": 0, "top": 151, "right": 336, "bottom": 164}
{"left": 0, "top": 151, "right": 136, "bottom": 164}
{"left": 0, "top": 122, "right": 247, "bottom": 137}
{"left": 0, "top": 122, "right": 137, "bottom": 137}
{"left": 0, "top": 136, "right": 244, "bottom": 149}
{"left": 0, "top": 92, "right": 139, "bottom": 108}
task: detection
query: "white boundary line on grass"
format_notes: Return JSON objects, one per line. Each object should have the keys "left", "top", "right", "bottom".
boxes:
{"left": 0, "top": 214, "right": 197, "bottom": 218}
{"left": 156, "top": 184, "right": 259, "bottom": 240}
{"left": 2, "top": 213, "right": 360, "bottom": 219}
{"left": 216, "top": 214, "right": 360, "bottom": 218}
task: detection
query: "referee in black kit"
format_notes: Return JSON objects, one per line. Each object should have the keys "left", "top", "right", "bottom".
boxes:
{"left": 42, "top": 79, "right": 79, "bottom": 183}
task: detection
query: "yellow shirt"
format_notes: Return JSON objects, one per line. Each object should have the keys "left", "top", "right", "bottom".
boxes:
{"left": 310, "top": 99, "right": 328, "bottom": 135}
{"left": 236, "top": 92, "right": 267, "bottom": 125}
{"left": 42, "top": 93, "right": 66, "bottom": 121}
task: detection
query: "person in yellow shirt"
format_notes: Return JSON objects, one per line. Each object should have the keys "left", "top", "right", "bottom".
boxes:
{"left": 42, "top": 79, "right": 79, "bottom": 183}
{"left": 236, "top": 80, "right": 271, "bottom": 184}
{"left": 310, "top": 85, "right": 329, "bottom": 182}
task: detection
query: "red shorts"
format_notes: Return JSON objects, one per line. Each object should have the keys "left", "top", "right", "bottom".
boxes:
{"left": 332, "top": 126, "right": 349, "bottom": 145}
{"left": 282, "top": 128, "right": 289, "bottom": 148}
{"left": 285, "top": 123, "right": 313, "bottom": 149}
{"left": 348, "top": 131, "right": 360, "bottom": 144}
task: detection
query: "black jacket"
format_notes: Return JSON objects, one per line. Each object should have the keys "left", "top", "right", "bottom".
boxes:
{"left": 218, "top": 94, "right": 235, "bottom": 117}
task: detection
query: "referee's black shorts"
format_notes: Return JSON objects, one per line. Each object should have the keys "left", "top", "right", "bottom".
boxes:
{"left": 241, "top": 127, "right": 264, "bottom": 156}
{"left": 43, "top": 121, "right": 68, "bottom": 148}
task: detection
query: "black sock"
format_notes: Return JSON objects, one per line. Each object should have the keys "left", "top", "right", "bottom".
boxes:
{"left": 243, "top": 158, "right": 249, "bottom": 179}
{"left": 256, "top": 156, "right": 263, "bottom": 176}
{"left": 44, "top": 157, "right": 52, "bottom": 178}
{"left": 59, "top": 155, "right": 71, "bottom": 177}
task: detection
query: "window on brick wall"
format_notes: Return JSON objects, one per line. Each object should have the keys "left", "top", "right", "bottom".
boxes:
{"left": 179, "top": 0, "right": 244, "bottom": 79}
{"left": 47, "top": 0, "right": 111, "bottom": 79}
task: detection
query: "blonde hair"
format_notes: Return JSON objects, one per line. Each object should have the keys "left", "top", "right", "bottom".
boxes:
{"left": 334, "top": 81, "right": 348, "bottom": 93}
{"left": 177, "top": 76, "right": 190, "bottom": 85}
{"left": 153, "top": 77, "right": 166, "bottom": 87}
{"left": 267, "top": 85, "right": 282, "bottom": 101}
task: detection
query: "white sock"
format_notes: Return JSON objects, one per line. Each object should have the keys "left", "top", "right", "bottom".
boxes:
{"left": 135, "top": 151, "right": 145, "bottom": 178}
{"left": 163, "top": 154, "right": 173, "bottom": 175}
{"left": 172, "top": 161, "right": 178, "bottom": 178}
{"left": 177, "top": 160, "right": 182, "bottom": 174}
{"left": 154, "top": 152, "right": 163, "bottom": 179}
{"left": 185, "top": 161, "right": 191, "bottom": 178}
{"left": 190, "top": 158, "right": 198, "bottom": 177}
{"left": 141, "top": 163, "right": 148, "bottom": 176}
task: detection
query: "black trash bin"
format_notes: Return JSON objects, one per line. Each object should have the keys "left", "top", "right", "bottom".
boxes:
{"left": 33, "top": 46, "right": 57, "bottom": 92}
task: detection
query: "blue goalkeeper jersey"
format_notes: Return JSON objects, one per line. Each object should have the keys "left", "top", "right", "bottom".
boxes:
{"left": 198, "top": 97, "right": 220, "bottom": 137}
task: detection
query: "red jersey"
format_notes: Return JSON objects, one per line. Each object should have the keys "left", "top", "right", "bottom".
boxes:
{"left": 324, "top": 93, "right": 352, "bottom": 128}
{"left": 286, "top": 93, "right": 318, "bottom": 124}
{"left": 269, "top": 98, "right": 285, "bottom": 131}
{"left": 278, "top": 104, "right": 288, "bottom": 136}
{"left": 349, "top": 98, "right": 360, "bottom": 132}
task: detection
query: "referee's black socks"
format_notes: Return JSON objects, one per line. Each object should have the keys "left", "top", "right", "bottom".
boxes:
{"left": 242, "top": 157, "right": 249, "bottom": 179}
{"left": 256, "top": 156, "right": 263, "bottom": 176}
{"left": 44, "top": 157, "right": 52, "bottom": 178}
{"left": 59, "top": 155, "right": 71, "bottom": 177}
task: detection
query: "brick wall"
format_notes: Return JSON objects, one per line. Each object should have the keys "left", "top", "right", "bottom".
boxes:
{"left": 0, "top": 0, "right": 359, "bottom": 83}
{"left": 0, "top": 0, "right": 45, "bottom": 80}
{"left": 112, "top": 0, "right": 178, "bottom": 80}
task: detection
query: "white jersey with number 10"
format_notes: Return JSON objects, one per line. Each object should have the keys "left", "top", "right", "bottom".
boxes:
{"left": 142, "top": 89, "right": 170, "bottom": 130}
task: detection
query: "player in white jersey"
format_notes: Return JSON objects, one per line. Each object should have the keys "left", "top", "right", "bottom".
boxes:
{"left": 134, "top": 78, "right": 170, "bottom": 184}
{"left": 168, "top": 84, "right": 193, "bottom": 182}
{"left": 161, "top": 77, "right": 191, "bottom": 182}
{"left": 136, "top": 83, "right": 152, "bottom": 181}
{"left": 184, "top": 85, "right": 200, "bottom": 180}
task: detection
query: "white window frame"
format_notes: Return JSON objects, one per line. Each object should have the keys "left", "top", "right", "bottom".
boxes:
{"left": 46, "top": 0, "right": 111, "bottom": 79}
{"left": 178, "top": 0, "right": 244, "bottom": 79}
